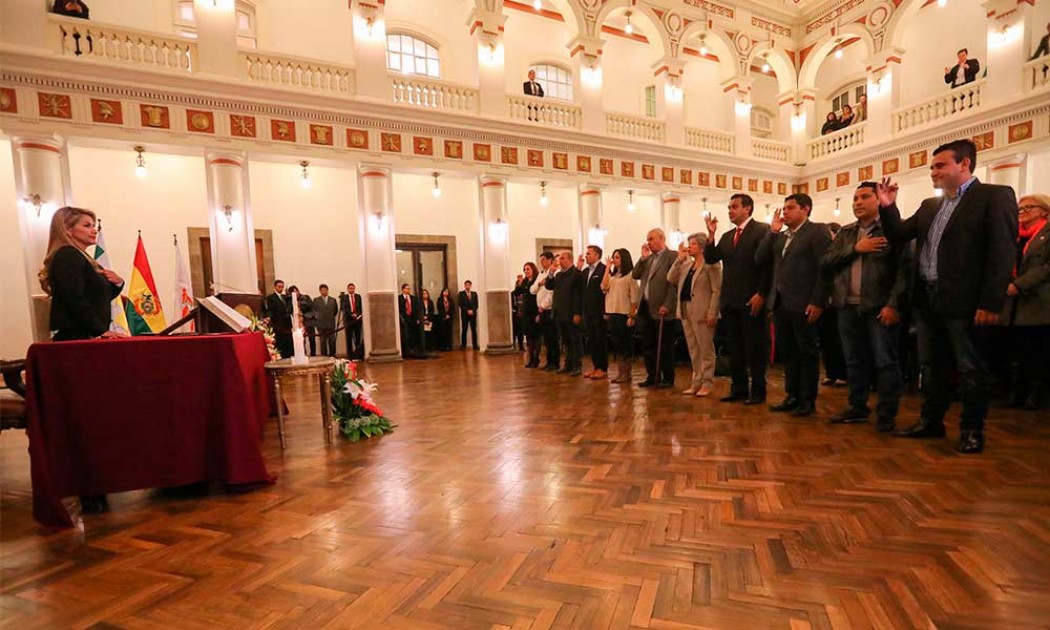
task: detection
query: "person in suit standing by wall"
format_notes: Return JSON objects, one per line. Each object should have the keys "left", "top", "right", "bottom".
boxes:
{"left": 944, "top": 48, "right": 980, "bottom": 88}
{"left": 705, "top": 193, "right": 772, "bottom": 404}
{"left": 756, "top": 194, "right": 833, "bottom": 417}
{"left": 632, "top": 228, "right": 679, "bottom": 388}
{"left": 420, "top": 288, "right": 436, "bottom": 353}
{"left": 580, "top": 245, "right": 608, "bottom": 379}
{"left": 523, "top": 69, "right": 545, "bottom": 97}
{"left": 668, "top": 233, "right": 722, "bottom": 397}
{"left": 521, "top": 262, "right": 541, "bottom": 368}
{"left": 878, "top": 139, "right": 1017, "bottom": 453}
{"left": 548, "top": 251, "right": 584, "bottom": 376}
{"left": 264, "top": 279, "right": 293, "bottom": 358}
{"left": 312, "top": 284, "right": 339, "bottom": 357}
{"left": 531, "top": 252, "right": 560, "bottom": 371}
{"left": 339, "top": 283, "right": 364, "bottom": 359}
{"left": 436, "top": 287, "right": 454, "bottom": 351}
{"left": 458, "top": 280, "right": 479, "bottom": 350}
{"left": 398, "top": 283, "right": 423, "bottom": 358}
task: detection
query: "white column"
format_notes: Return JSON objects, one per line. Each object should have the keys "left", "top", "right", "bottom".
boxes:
{"left": 579, "top": 184, "right": 605, "bottom": 252}
{"left": 723, "top": 76, "right": 753, "bottom": 158}
{"left": 205, "top": 152, "right": 258, "bottom": 295}
{"left": 192, "top": 0, "right": 238, "bottom": 77}
{"left": 351, "top": 0, "right": 389, "bottom": 102}
{"left": 987, "top": 154, "right": 1027, "bottom": 195}
{"left": 471, "top": 8, "right": 507, "bottom": 118}
{"left": 983, "top": 0, "right": 1032, "bottom": 104}
{"left": 479, "top": 175, "right": 515, "bottom": 354}
{"left": 569, "top": 36, "right": 605, "bottom": 134}
{"left": 661, "top": 193, "right": 683, "bottom": 248}
{"left": 864, "top": 48, "right": 904, "bottom": 142}
{"left": 12, "top": 136, "right": 68, "bottom": 342}
{"left": 654, "top": 58, "right": 685, "bottom": 145}
{"left": 357, "top": 166, "right": 400, "bottom": 361}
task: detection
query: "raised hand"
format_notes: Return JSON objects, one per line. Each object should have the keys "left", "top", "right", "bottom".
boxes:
{"left": 770, "top": 208, "right": 784, "bottom": 233}
{"left": 677, "top": 241, "right": 688, "bottom": 261}
{"left": 704, "top": 214, "right": 718, "bottom": 237}
{"left": 640, "top": 243, "right": 652, "bottom": 259}
{"left": 854, "top": 235, "right": 888, "bottom": 254}
{"left": 877, "top": 177, "right": 899, "bottom": 207}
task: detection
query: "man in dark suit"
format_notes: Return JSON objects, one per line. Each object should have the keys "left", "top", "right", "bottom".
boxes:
{"left": 756, "top": 193, "right": 833, "bottom": 417}
{"left": 632, "top": 228, "right": 679, "bottom": 388}
{"left": 312, "top": 284, "right": 339, "bottom": 357}
{"left": 878, "top": 139, "right": 1017, "bottom": 453}
{"left": 339, "top": 283, "right": 364, "bottom": 359}
{"left": 263, "top": 279, "right": 293, "bottom": 358}
{"left": 704, "top": 193, "right": 772, "bottom": 404}
{"left": 523, "top": 69, "right": 544, "bottom": 97}
{"left": 548, "top": 251, "right": 584, "bottom": 376}
{"left": 458, "top": 280, "right": 480, "bottom": 350}
{"left": 1031, "top": 22, "right": 1050, "bottom": 60}
{"left": 944, "top": 48, "right": 980, "bottom": 88}
{"left": 398, "top": 283, "right": 423, "bottom": 358}
{"left": 53, "top": 0, "right": 89, "bottom": 19}
{"left": 580, "top": 245, "right": 608, "bottom": 379}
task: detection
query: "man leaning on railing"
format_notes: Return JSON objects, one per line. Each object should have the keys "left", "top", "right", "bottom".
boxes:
{"left": 53, "top": 1, "right": 89, "bottom": 20}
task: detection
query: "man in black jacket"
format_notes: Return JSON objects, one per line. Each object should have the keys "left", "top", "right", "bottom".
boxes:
{"left": 704, "top": 193, "right": 772, "bottom": 404}
{"left": 822, "top": 182, "right": 910, "bottom": 431}
{"left": 549, "top": 251, "right": 584, "bottom": 376}
{"left": 580, "top": 245, "right": 608, "bottom": 378}
{"left": 457, "top": 280, "right": 480, "bottom": 350}
{"left": 398, "top": 283, "right": 423, "bottom": 358}
{"left": 944, "top": 48, "right": 980, "bottom": 88}
{"left": 263, "top": 279, "right": 293, "bottom": 358}
{"left": 756, "top": 194, "right": 833, "bottom": 417}
{"left": 878, "top": 139, "right": 1017, "bottom": 453}
{"left": 339, "top": 283, "right": 364, "bottom": 359}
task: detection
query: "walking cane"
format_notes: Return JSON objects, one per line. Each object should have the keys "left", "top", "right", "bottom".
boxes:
{"left": 655, "top": 312, "right": 665, "bottom": 383}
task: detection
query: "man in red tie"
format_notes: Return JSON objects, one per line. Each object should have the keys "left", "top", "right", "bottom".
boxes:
{"left": 340, "top": 283, "right": 364, "bottom": 359}
{"left": 399, "top": 283, "right": 423, "bottom": 358}
{"left": 704, "top": 193, "right": 773, "bottom": 404}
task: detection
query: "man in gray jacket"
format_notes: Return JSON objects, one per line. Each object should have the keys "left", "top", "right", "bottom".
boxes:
{"left": 821, "top": 182, "right": 910, "bottom": 431}
{"left": 312, "top": 284, "right": 340, "bottom": 357}
{"left": 632, "top": 228, "right": 679, "bottom": 388}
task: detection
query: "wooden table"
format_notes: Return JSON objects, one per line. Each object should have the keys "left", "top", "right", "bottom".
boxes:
{"left": 264, "top": 357, "right": 337, "bottom": 448}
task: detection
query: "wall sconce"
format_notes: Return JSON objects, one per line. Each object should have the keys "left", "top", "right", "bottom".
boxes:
{"left": 833, "top": 38, "right": 844, "bottom": 60}
{"left": 354, "top": 4, "right": 383, "bottom": 42}
{"left": 699, "top": 34, "right": 708, "bottom": 56}
{"left": 532, "top": 0, "right": 542, "bottom": 9}
{"left": 23, "top": 193, "right": 43, "bottom": 216}
{"left": 624, "top": 10, "right": 634, "bottom": 35}
{"left": 791, "top": 106, "right": 806, "bottom": 131}
{"left": 300, "top": 160, "right": 311, "bottom": 190}
{"left": 833, "top": 197, "right": 841, "bottom": 218}
{"left": 937, "top": 0, "right": 946, "bottom": 7}
{"left": 432, "top": 172, "right": 441, "bottom": 198}
{"left": 491, "top": 217, "right": 509, "bottom": 240}
{"left": 219, "top": 204, "right": 235, "bottom": 232}
{"left": 760, "top": 53, "right": 770, "bottom": 74}
{"left": 764, "top": 203, "right": 772, "bottom": 222}
{"left": 134, "top": 146, "right": 147, "bottom": 179}
{"left": 581, "top": 54, "right": 602, "bottom": 87}
{"left": 664, "top": 78, "right": 683, "bottom": 103}
{"left": 627, "top": 189, "right": 636, "bottom": 212}
{"left": 373, "top": 211, "right": 386, "bottom": 229}
{"left": 479, "top": 38, "right": 503, "bottom": 66}
{"left": 735, "top": 97, "right": 752, "bottom": 116}
{"left": 539, "top": 181, "right": 550, "bottom": 207}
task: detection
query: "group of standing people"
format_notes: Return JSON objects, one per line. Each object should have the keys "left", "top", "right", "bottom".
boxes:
{"left": 262, "top": 280, "right": 364, "bottom": 360}
{"left": 396, "top": 281, "right": 480, "bottom": 357}
{"left": 820, "top": 95, "right": 867, "bottom": 136}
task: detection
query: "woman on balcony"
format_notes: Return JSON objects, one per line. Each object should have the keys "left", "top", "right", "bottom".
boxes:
{"left": 821, "top": 112, "right": 840, "bottom": 136}
{"left": 837, "top": 105, "right": 856, "bottom": 129}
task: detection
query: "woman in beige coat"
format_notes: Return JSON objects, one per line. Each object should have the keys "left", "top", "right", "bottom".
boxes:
{"left": 667, "top": 233, "right": 722, "bottom": 396}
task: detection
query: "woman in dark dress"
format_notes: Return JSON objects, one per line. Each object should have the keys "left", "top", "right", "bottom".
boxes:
{"left": 40, "top": 206, "right": 125, "bottom": 513}
{"left": 420, "top": 289, "right": 437, "bottom": 352}
{"left": 436, "top": 288, "right": 454, "bottom": 351}
{"left": 521, "top": 262, "right": 540, "bottom": 367}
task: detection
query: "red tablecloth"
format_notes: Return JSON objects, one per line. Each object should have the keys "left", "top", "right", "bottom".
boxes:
{"left": 25, "top": 333, "right": 275, "bottom": 528}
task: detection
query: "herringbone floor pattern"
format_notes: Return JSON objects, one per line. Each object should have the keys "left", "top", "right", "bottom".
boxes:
{"left": 2, "top": 352, "right": 1049, "bottom": 629}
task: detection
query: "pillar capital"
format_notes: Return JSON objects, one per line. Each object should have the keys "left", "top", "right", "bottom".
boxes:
{"left": 568, "top": 35, "right": 604, "bottom": 62}
{"left": 652, "top": 57, "right": 686, "bottom": 79}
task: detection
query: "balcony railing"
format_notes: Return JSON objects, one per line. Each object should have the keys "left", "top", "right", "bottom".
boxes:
{"left": 1024, "top": 58, "right": 1050, "bottom": 93}
{"left": 506, "top": 95, "right": 581, "bottom": 128}
{"left": 606, "top": 113, "right": 665, "bottom": 143}
{"left": 752, "top": 138, "right": 792, "bottom": 163}
{"left": 390, "top": 76, "right": 478, "bottom": 113}
{"left": 239, "top": 50, "right": 354, "bottom": 96}
{"left": 686, "top": 127, "right": 734, "bottom": 154}
{"left": 50, "top": 15, "right": 196, "bottom": 73}
{"left": 808, "top": 122, "right": 867, "bottom": 160}
{"left": 892, "top": 79, "right": 984, "bottom": 134}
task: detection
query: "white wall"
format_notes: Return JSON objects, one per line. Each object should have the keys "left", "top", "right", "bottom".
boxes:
{"left": 249, "top": 160, "right": 362, "bottom": 297}
{"left": 750, "top": 71, "right": 781, "bottom": 139}
{"left": 66, "top": 146, "right": 209, "bottom": 325}
{"left": 900, "top": 1, "right": 988, "bottom": 106}
{"left": 0, "top": 140, "right": 32, "bottom": 357}
{"left": 255, "top": 1, "right": 355, "bottom": 64}
{"left": 683, "top": 57, "right": 730, "bottom": 132}
{"left": 507, "top": 180, "right": 577, "bottom": 266}
{"left": 385, "top": 0, "right": 477, "bottom": 86}
{"left": 601, "top": 35, "right": 661, "bottom": 116}
{"left": 80, "top": 0, "right": 173, "bottom": 33}
{"left": 599, "top": 189, "right": 660, "bottom": 256}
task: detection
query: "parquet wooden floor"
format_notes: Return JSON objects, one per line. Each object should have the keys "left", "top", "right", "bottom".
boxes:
{"left": 2, "top": 352, "right": 1049, "bottom": 629}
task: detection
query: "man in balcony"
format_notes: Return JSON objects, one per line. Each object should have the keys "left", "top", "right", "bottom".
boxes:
{"left": 944, "top": 48, "right": 980, "bottom": 88}
{"left": 52, "top": 1, "right": 89, "bottom": 20}
{"left": 877, "top": 139, "right": 1017, "bottom": 454}
{"left": 1030, "top": 22, "right": 1050, "bottom": 61}
{"left": 523, "top": 69, "right": 545, "bottom": 97}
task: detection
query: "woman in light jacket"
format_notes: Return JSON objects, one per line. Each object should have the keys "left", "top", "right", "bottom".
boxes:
{"left": 667, "top": 233, "right": 722, "bottom": 397}
{"left": 601, "top": 248, "right": 640, "bottom": 383}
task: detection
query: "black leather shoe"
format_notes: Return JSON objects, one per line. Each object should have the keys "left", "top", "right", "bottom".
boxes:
{"left": 791, "top": 403, "right": 816, "bottom": 417}
{"left": 875, "top": 417, "right": 896, "bottom": 433}
{"left": 829, "top": 408, "right": 869, "bottom": 424}
{"left": 720, "top": 393, "right": 748, "bottom": 403}
{"left": 769, "top": 397, "right": 799, "bottom": 412}
{"left": 956, "top": 431, "right": 985, "bottom": 454}
{"left": 570, "top": 368, "right": 582, "bottom": 377}
{"left": 743, "top": 395, "right": 767, "bottom": 405}
{"left": 543, "top": 364, "right": 559, "bottom": 372}
{"left": 638, "top": 379, "right": 657, "bottom": 388}
{"left": 557, "top": 367, "right": 570, "bottom": 374}
{"left": 892, "top": 420, "right": 947, "bottom": 439}
{"left": 656, "top": 381, "right": 674, "bottom": 389}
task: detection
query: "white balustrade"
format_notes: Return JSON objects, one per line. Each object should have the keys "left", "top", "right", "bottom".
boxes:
{"left": 606, "top": 113, "right": 665, "bottom": 143}
{"left": 506, "top": 95, "right": 581, "bottom": 128}
{"left": 686, "top": 127, "right": 735, "bottom": 154}
{"left": 892, "top": 79, "right": 984, "bottom": 134}
{"left": 751, "top": 138, "right": 791, "bottom": 163}
{"left": 240, "top": 51, "right": 354, "bottom": 95}
{"left": 1024, "top": 58, "right": 1050, "bottom": 93}
{"left": 807, "top": 122, "right": 867, "bottom": 160}
{"left": 51, "top": 15, "right": 196, "bottom": 73}
{"left": 390, "top": 76, "right": 478, "bottom": 113}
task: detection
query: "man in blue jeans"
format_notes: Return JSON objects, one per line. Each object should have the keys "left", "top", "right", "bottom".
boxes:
{"left": 822, "top": 182, "right": 910, "bottom": 432}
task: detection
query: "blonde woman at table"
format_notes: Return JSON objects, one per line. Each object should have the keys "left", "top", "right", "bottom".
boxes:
{"left": 667, "top": 233, "right": 723, "bottom": 397}
{"left": 39, "top": 206, "right": 126, "bottom": 513}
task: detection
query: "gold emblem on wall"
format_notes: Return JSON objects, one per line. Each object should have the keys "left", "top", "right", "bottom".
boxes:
{"left": 577, "top": 155, "right": 591, "bottom": 172}
{"left": 662, "top": 167, "right": 674, "bottom": 183}
{"left": 140, "top": 104, "right": 170, "bottom": 128}
{"left": 778, "top": 182, "right": 787, "bottom": 195}
{"left": 715, "top": 174, "right": 726, "bottom": 189}
{"left": 552, "top": 152, "right": 568, "bottom": 170}
{"left": 882, "top": 158, "right": 900, "bottom": 175}
{"left": 91, "top": 99, "right": 122, "bottom": 124}
{"left": 642, "top": 164, "right": 655, "bottom": 180}
{"left": 444, "top": 139, "right": 463, "bottom": 159}
{"left": 763, "top": 180, "right": 773, "bottom": 194}
{"left": 836, "top": 172, "right": 850, "bottom": 188}
{"left": 231, "top": 115, "right": 256, "bottom": 138}
{"left": 698, "top": 171, "right": 710, "bottom": 187}
{"left": 748, "top": 178, "right": 758, "bottom": 192}
{"left": 972, "top": 131, "right": 994, "bottom": 151}
{"left": 501, "top": 146, "right": 518, "bottom": 164}
{"left": 908, "top": 151, "right": 927, "bottom": 170}
{"left": 272, "top": 119, "right": 296, "bottom": 142}
{"left": 527, "top": 149, "right": 543, "bottom": 167}
{"left": 732, "top": 176, "right": 743, "bottom": 190}
{"left": 38, "top": 92, "right": 72, "bottom": 119}
{"left": 680, "top": 169, "right": 692, "bottom": 185}
{"left": 600, "top": 158, "right": 613, "bottom": 175}
{"left": 187, "top": 109, "right": 214, "bottom": 133}
{"left": 413, "top": 136, "right": 433, "bottom": 155}
{"left": 381, "top": 132, "right": 401, "bottom": 152}
{"left": 795, "top": 183, "right": 810, "bottom": 195}
{"left": 858, "top": 165, "right": 873, "bottom": 181}
{"left": 1008, "top": 121, "right": 1032, "bottom": 144}
{"left": 474, "top": 143, "right": 492, "bottom": 162}
{"left": 0, "top": 88, "right": 17, "bottom": 113}
{"left": 621, "top": 161, "right": 635, "bottom": 177}
{"left": 311, "top": 124, "right": 334, "bottom": 146}
{"left": 816, "top": 177, "right": 829, "bottom": 192}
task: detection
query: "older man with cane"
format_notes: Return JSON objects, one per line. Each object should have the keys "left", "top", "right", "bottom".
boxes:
{"left": 633, "top": 228, "right": 679, "bottom": 388}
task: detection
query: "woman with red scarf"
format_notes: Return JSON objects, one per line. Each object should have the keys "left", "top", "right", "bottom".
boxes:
{"left": 1003, "top": 194, "right": 1050, "bottom": 410}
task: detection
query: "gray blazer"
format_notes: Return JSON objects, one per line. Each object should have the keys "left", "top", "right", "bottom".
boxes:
{"left": 632, "top": 247, "right": 678, "bottom": 319}
{"left": 312, "top": 295, "right": 339, "bottom": 330}
{"left": 667, "top": 257, "right": 722, "bottom": 322}
{"left": 1007, "top": 222, "right": 1050, "bottom": 326}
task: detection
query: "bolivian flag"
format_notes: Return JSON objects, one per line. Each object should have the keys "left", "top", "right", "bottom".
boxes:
{"left": 127, "top": 234, "right": 167, "bottom": 333}
{"left": 91, "top": 226, "right": 130, "bottom": 334}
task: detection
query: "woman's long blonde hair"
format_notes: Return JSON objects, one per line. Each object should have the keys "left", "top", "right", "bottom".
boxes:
{"left": 39, "top": 206, "right": 103, "bottom": 294}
